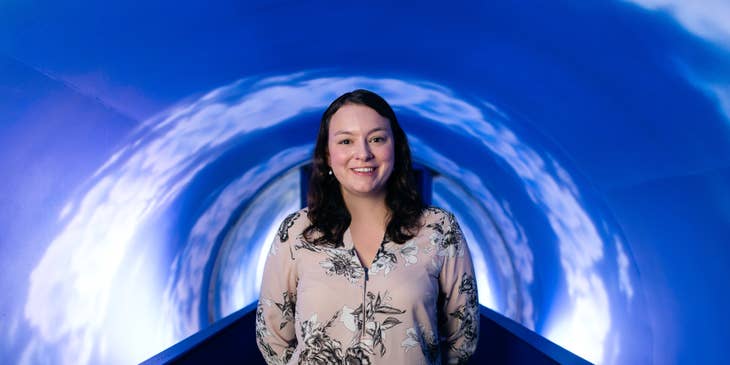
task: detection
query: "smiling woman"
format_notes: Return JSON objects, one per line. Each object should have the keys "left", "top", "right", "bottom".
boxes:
{"left": 328, "top": 103, "right": 395, "bottom": 200}
{"left": 255, "top": 89, "right": 480, "bottom": 364}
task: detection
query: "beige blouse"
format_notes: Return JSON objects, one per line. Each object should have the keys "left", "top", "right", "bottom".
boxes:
{"left": 256, "top": 207, "right": 479, "bottom": 364}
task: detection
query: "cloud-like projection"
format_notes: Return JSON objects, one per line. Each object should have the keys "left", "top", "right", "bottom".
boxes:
{"left": 19, "top": 72, "right": 646, "bottom": 365}
{"left": 628, "top": 0, "right": 730, "bottom": 47}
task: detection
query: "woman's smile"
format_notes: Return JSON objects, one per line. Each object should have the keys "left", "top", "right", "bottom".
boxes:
{"left": 351, "top": 167, "right": 375, "bottom": 174}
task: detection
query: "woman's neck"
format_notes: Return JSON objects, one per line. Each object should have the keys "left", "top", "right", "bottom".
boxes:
{"left": 343, "top": 194, "right": 390, "bottom": 228}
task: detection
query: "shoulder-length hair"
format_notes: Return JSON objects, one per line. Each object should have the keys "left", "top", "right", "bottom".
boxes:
{"left": 303, "top": 89, "right": 425, "bottom": 246}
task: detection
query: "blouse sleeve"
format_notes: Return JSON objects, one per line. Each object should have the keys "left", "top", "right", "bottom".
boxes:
{"left": 438, "top": 212, "right": 479, "bottom": 364}
{"left": 256, "top": 213, "right": 300, "bottom": 365}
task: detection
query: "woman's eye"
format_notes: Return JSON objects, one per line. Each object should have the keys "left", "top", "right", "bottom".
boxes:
{"left": 338, "top": 139, "right": 351, "bottom": 145}
{"left": 371, "top": 136, "right": 385, "bottom": 143}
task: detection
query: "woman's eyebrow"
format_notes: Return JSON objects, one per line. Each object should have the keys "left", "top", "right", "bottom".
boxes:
{"left": 367, "top": 127, "right": 387, "bottom": 134}
{"left": 332, "top": 127, "right": 387, "bottom": 136}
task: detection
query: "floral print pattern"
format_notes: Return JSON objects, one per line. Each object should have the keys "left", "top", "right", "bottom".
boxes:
{"left": 349, "top": 291, "right": 406, "bottom": 356}
{"left": 399, "top": 241, "right": 419, "bottom": 266}
{"left": 297, "top": 294, "right": 406, "bottom": 365}
{"left": 256, "top": 207, "right": 479, "bottom": 364}
{"left": 278, "top": 211, "right": 300, "bottom": 242}
{"left": 368, "top": 249, "right": 398, "bottom": 276}
{"left": 401, "top": 325, "right": 440, "bottom": 363}
{"left": 274, "top": 291, "right": 296, "bottom": 330}
{"left": 446, "top": 274, "right": 479, "bottom": 363}
{"left": 256, "top": 301, "right": 296, "bottom": 364}
{"left": 299, "top": 312, "right": 345, "bottom": 363}
{"left": 425, "top": 208, "right": 465, "bottom": 258}
{"left": 319, "top": 248, "right": 364, "bottom": 283}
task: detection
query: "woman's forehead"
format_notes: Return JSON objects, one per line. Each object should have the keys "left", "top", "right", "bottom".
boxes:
{"left": 328, "top": 104, "right": 391, "bottom": 135}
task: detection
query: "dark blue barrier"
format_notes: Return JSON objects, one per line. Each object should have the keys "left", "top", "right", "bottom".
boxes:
{"left": 142, "top": 303, "right": 591, "bottom": 365}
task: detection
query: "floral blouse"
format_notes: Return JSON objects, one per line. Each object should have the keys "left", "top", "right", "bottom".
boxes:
{"left": 256, "top": 207, "right": 479, "bottom": 364}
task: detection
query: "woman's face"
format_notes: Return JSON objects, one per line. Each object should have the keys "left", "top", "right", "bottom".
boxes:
{"left": 327, "top": 103, "right": 395, "bottom": 201}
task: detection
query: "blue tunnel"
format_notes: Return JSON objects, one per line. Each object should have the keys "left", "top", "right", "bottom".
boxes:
{"left": 1, "top": 1, "right": 729, "bottom": 364}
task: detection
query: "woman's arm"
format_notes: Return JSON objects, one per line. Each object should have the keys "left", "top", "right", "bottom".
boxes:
{"left": 438, "top": 212, "right": 479, "bottom": 365}
{"left": 256, "top": 213, "right": 300, "bottom": 365}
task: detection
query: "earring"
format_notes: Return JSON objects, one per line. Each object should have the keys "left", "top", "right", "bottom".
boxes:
{"left": 328, "top": 169, "right": 333, "bottom": 176}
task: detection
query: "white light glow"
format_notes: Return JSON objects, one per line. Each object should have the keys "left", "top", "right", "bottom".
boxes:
{"left": 544, "top": 275, "right": 610, "bottom": 364}
{"left": 627, "top": 0, "right": 730, "bottom": 48}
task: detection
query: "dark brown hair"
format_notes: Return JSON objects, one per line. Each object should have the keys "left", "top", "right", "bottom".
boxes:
{"left": 303, "top": 89, "right": 425, "bottom": 246}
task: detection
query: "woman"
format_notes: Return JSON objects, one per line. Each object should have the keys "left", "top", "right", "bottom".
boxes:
{"left": 256, "top": 89, "right": 479, "bottom": 364}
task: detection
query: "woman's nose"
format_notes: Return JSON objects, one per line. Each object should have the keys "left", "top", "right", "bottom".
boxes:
{"left": 354, "top": 141, "right": 374, "bottom": 160}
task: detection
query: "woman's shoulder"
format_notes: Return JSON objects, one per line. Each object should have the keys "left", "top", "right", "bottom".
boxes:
{"left": 275, "top": 207, "right": 311, "bottom": 243}
{"left": 422, "top": 205, "right": 457, "bottom": 222}
{"left": 420, "top": 206, "right": 466, "bottom": 234}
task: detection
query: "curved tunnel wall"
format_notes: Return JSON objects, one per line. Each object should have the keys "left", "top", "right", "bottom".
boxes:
{"left": 1, "top": 1, "right": 729, "bottom": 364}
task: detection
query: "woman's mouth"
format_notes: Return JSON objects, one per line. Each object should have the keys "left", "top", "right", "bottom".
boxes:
{"left": 351, "top": 167, "right": 375, "bottom": 175}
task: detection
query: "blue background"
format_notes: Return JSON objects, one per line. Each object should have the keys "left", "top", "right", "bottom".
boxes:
{"left": 1, "top": 1, "right": 729, "bottom": 364}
